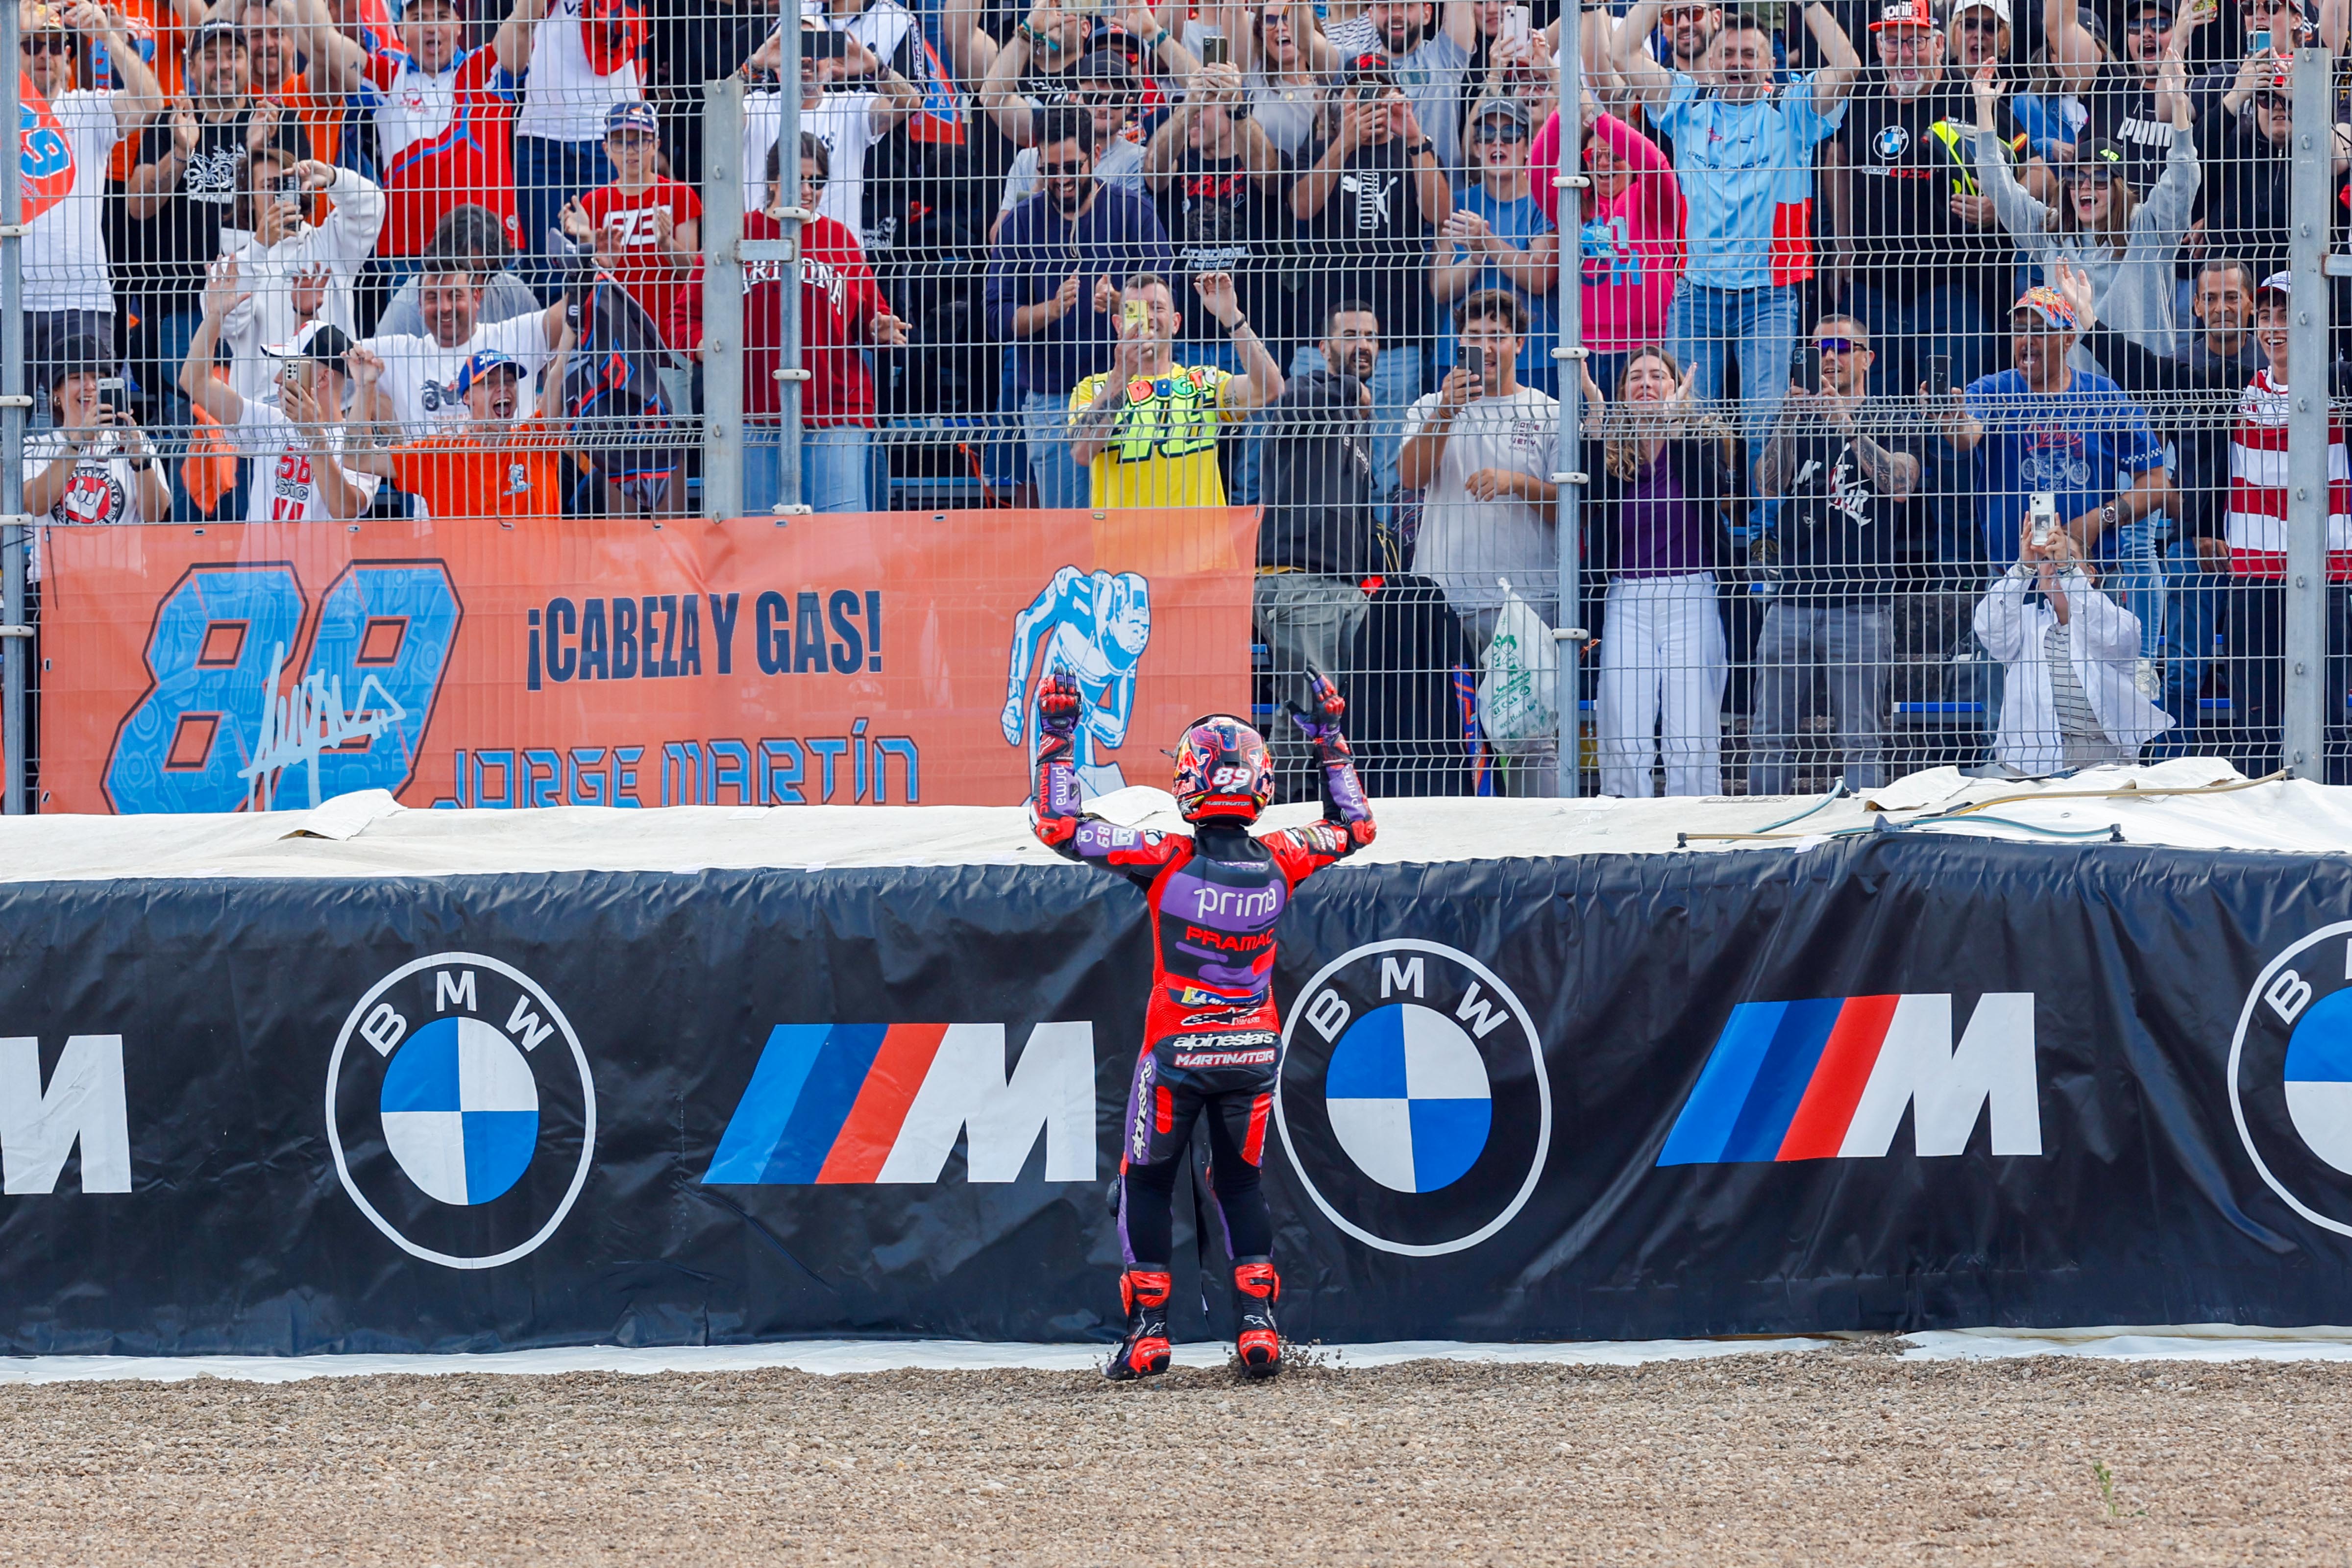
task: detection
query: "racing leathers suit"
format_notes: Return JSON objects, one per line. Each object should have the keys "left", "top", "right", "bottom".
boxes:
{"left": 1029, "top": 683, "right": 1375, "bottom": 1376}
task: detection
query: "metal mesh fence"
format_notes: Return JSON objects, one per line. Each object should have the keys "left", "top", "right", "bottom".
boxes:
{"left": 0, "top": 0, "right": 2344, "bottom": 809}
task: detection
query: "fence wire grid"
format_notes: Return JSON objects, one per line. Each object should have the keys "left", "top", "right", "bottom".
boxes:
{"left": 1, "top": 0, "right": 2348, "bottom": 810}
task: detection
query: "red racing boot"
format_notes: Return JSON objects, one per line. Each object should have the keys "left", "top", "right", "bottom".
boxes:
{"left": 1105, "top": 1268, "right": 1173, "bottom": 1382}
{"left": 1233, "top": 1257, "right": 1282, "bottom": 1378}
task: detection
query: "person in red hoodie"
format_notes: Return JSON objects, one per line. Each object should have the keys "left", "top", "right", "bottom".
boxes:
{"left": 561, "top": 100, "right": 701, "bottom": 346}
{"left": 674, "top": 133, "right": 908, "bottom": 514}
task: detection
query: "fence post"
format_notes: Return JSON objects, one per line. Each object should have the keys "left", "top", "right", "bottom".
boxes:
{"left": 2286, "top": 45, "right": 2332, "bottom": 777}
{"left": 1, "top": 0, "right": 24, "bottom": 817}
{"left": 1555, "top": 5, "right": 1583, "bottom": 793}
{"left": 702, "top": 77, "right": 746, "bottom": 520}
{"left": 776, "top": 21, "right": 804, "bottom": 508}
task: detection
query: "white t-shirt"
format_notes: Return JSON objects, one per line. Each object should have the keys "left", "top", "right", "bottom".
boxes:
{"left": 234, "top": 398, "right": 380, "bottom": 523}
{"left": 358, "top": 311, "right": 554, "bottom": 435}
{"left": 22, "top": 429, "right": 149, "bottom": 582}
{"left": 1404, "top": 386, "right": 1561, "bottom": 615}
{"left": 514, "top": 0, "right": 644, "bottom": 143}
{"left": 25, "top": 91, "right": 123, "bottom": 315}
{"left": 744, "top": 88, "right": 879, "bottom": 242}
{"left": 998, "top": 135, "right": 1146, "bottom": 214}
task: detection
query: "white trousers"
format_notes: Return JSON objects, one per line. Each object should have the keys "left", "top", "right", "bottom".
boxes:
{"left": 1597, "top": 573, "right": 1728, "bottom": 799}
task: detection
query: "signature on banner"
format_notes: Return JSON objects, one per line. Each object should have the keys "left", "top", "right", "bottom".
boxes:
{"left": 240, "top": 642, "right": 409, "bottom": 811}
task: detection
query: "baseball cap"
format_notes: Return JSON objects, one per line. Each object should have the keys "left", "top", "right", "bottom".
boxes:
{"left": 2011, "top": 284, "right": 2080, "bottom": 332}
{"left": 2069, "top": 138, "right": 2130, "bottom": 180}
{"left": 184, "top": 18, "right": 244, "bottom": 58}
{"left": 2256, "top": 270, "right": 2293, "bottom": 302}
{"left": 456, "top": 349, "right": 521, "bottom": 396}
{"left": 1950, "top": 0, "right": 2013, "bottom": 21}
{"left": 1472, "top": 95, "right": 1531, "bottom": 127}
{"left": 2129, "top": 0, "right": 2177, "bottom": 17}
{"left": 1871, "top": 0, "right": 1936, "bottom": 30}
{"left": 1072, "top": 49, "right": 1140, "bottom": 87}
{"left": 605, "top": 100, "right": 660, "bottom": 139}
{"left": 1340, "top": 49, "right": 1396, "bottom": 84}
{"left": 260, "top": 322, "right": 354, "bottom": 376}
{"left": 46, "top": 334, "right": 107, "bottom": 391}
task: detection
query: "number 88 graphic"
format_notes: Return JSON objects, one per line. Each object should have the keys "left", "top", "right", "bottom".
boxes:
{"left": 104, "top": 562, "right": 463, "bottom": 814}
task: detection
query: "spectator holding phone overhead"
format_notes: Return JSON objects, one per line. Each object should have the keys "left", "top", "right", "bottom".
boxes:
{"left": 215, "top": 152, "right": 385, "bottom": 406}
{"left": 742, "top": 20, "right": 920, "bottom": 237}
{"left": 1973, "top": 518, "right": 2173, "bottom": 772}
{"left": 1218, "top": 0, "right": 1340, "bottom": 158}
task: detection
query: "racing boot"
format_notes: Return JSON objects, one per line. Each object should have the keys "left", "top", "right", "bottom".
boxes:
{"left": 1105, "top": 1267, "right": 1173, "bottom": 1382}
{"left": 1233, "top": 1256, "right": 1282, "bottom": 1378}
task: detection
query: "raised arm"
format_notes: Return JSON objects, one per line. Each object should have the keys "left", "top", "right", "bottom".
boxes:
{"left": 1262, "top": 673, "right": 1376, "bottom": 880}
{"left": 2043, "top": 0, "right": 2104, "bottom": 93}
{"left": 180, "top": 261, "right": 249, "bottom": 427}
{"left": 1029, "top": 672, "right": 1192, "bottom": 874}
{"left": 84, "top": 1, "right": 168, "bottom": 134}
{"left": 496, "top": 0, "right": 548, "bottom": 74}
{"left": 1801, "top": 0, "right": 1862, "bottom": 109}
{"left": 1613, "top": 0, "right": 1671, "bottom": 108}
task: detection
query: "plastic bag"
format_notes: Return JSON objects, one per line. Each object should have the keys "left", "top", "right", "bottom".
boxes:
{"left": 1476, "top": 579, "right": 1558, "bottom": 757}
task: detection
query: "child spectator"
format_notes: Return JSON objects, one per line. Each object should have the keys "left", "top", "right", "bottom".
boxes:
{"left": 349, "top": 346, "right": 572, "bottom": 522}
{"left": 561, "top": 101, "right": 702, "bottom": 349}
{"left": 512, "top": 0, "right": 647, "bottom": 278}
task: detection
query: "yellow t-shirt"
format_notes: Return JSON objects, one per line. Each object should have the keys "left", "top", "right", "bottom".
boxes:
{"left": 1068, "top": 363, "right": 1235, "bottom": 509}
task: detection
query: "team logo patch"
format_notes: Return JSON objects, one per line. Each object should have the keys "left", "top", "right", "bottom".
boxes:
{"left": 1873, "top": 123, "right": 1910, "bottom": 162}
{"left": 2229, "top": 923, "right": 2352, "bottom": 1235}
{"left": 1277, "top": 939, "right": 1549, "bottom": 1256}
{"left": 325, "top": 954, "right": 597, "bottom": 1270}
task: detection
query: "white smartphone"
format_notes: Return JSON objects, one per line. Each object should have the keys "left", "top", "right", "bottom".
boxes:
{"left": 1503, "top": 5, "right": 1532, "bottom": 48}
{"left": 2030, "top": 491, "right": 2058, "bottom": 548}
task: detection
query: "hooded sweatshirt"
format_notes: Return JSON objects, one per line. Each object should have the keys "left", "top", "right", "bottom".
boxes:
{"left": 218, "top": 168, "right": 388, "bottom": 406}
{"left": 1550, "top": 113, "right": 1685, "bottom": 356}
{"left": 1257, "top": 365, "right": 1378, "bottom": 577}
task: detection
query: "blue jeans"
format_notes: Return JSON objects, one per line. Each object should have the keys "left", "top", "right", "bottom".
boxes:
{"left": 1291, "top": 342, "right": 1422, "bottom": 502}
{"left": 2160, "top": 536, "right": 2223, "bottom": 741}
{"left": 1021, "top": 388, "right": 1089, "bottom": 509}
{"left": 1667, "top": 280, "right": 1798, "bottom": 469}
{"left": 2099, "top": 514, "right": 2165, "bottom": 663}
{"left": 514, "top": 137, "right": 615, "bottom": 292}
{"left": 803, "top": 425, "right": 874, "bottom": 513}
{"left": 743, "top": 424, "right": 786, "bottom": 516}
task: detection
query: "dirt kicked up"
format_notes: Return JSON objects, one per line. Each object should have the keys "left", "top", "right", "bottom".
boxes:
{"left": 0, "top": 1341, "right": 2344, "bottom": 1565}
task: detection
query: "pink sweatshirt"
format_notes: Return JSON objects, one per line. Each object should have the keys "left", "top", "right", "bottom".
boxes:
{"left": 1533, "top": 112, "right": 1686, "bottom": 357}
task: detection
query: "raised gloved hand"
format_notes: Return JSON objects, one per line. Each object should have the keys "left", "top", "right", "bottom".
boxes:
{"left": 1037, "top": 671, "right": 1083, "bottom": 740}
{"left": 1290, "top": 673, "right": 1348, "bottom": 753}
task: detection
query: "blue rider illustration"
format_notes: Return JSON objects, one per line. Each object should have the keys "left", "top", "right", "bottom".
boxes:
{"left": 1001, "top": 567, "right": 1153, "bottom": 795}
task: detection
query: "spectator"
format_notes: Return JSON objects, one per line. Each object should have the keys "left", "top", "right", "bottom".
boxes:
{"left": 351, "top": 0, "right": 535, "bottom": 270}
{"left": 1931, "top": 283, "right": 2169, "bottom": 573}
{"left": 233, "top": 0, "right": 365, "bottom": 169}
{"left": 1289, "top": 52, "right": 1449, "bottom": 501}
{"left": 183, "top": 265, "right": 379, "bottom": 520}
{"left": 25, "top": 344, "right": 173, "bottom": 545}
{"left": 1219, "top": 0, "right": 1339, "bottom": 158}
{"left": 1973, "top": 521, "right": 2174, "bottom": 771}
{"left": 985, "top": 104, "right": 1176, "bottom": 508}
{"left": 560, "top": 101, "right": 702, "bottom": 348}
{"left": 643, "top": 0, "right": 774, "bottom": 189}
{"left": 1828, "top": 0, "right": 2022, "bottom": 401}
{"left": 1144, "top": 60, "right": 1291, "bottom": 365}
{"left": 216, "top": 155, "right": 385, "bottom": 406}
{"left": 1434, "top": 96, "right": 1556, "bottom": 394}
{"left": 19, "top": 1, "right": 166, "bottom": 406}
{"left": 1749, "top": 313, "right": 1923, "bottom": 795}
{"left": 2195, "top": 57, "right": 2302, "bottom": 283}
{"left": 744, "top": 21, "right": 919, "bottom": 238}
{"left": 348, "top": 346, "right": 572, "bottom": 521}
{"left": 2046, "top": 0, "right": 2199, "bottom": 191}
{"left": 809, "top": 0, "right": 941, "bottom": 84}
{"left": 127, "top": 20, "right": 314, "bottom": 418}
{"left": 2218, "top": 271, "right": 2352, "bottom": 773}
{"left": 1256, "top": 299, "right": 1380, "bottom": 746}
{"left": 356, "top": 250, "right": 569, "bottom": 434}
{"left": 1359, "top": 0, "right": 1474, "bottom": 177}
{"left": 1002, "top": 50, "right": 1148, "bottom": 214}
{"left": 1615, "top": 0, "right": 1861, "bottom": 474}
{"left": 1974, "top": 35, "right": 2200, "bottom": 367}
{"left": 1402, "top": 292, "right": 1557, "bottom": 636}
{"left": 1067, "top": 269, "right": 1285, "bottom": 505}
{"left": 983, "top": 0, "right": 1200, "bottom": 150}
{"left": 511, "top": 0, "right": 645, "bottom": 279}
{"left": 1608, "top": 2, "right": 1717, "bottom": 164}
{"left": 1551, "top": 95, "right": 1685, "bottom": 397}
{"left": 375, "top": 206, "right": 543, "bottom": 340}
{"left": 1578, "top": 343, "right": 1735, "bottom": 798}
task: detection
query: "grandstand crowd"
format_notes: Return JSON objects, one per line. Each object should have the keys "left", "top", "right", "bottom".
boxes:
{"left": 10, "top": 0, "right": 2352, "bottom": 793}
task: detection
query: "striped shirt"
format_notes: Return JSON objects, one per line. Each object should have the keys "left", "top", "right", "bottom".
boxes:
{"left": 2224, "top": 368, "right": 2352, "bottom": 581}
{"left": 2044, "top": 620, "right": 2130, "bottom": 769}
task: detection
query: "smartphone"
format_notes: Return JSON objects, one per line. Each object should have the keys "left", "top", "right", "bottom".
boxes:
{"left": 1200, "top": 32, "right": 1229, "bottom": 64}
{"left": 2030, "top": 491, "right": 2058, "bottom": 548}
{"left": 275, "top": 173, "right": 300, "bottom": 199}
{"left": 1463, "top": 344, "right": 1486, "bottom": 382}
{"left": 95, "top": 375, "right": 125, "bottom": 419}
{"left": 2251, "top": 26, "right": 2271, "bottom": 51}
{"left": 1503, "top": 4, "right": 1532, "bottom": 47}
{"left": 1795, "top": 344, "right": 1821, "bottom": 394}
{"left": 1121, "top": 298, "right": 1147, "bottom": 334}
{"left": 808, "top": 28, "right": 849, "bottom": 58}
{"left": 1925, "top": 353, "right": 1952, "bottom": 397}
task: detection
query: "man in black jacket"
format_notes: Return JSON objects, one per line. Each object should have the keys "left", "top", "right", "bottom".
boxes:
{"left": 1255, "top": 300, "right": 1382, "bottom": 762}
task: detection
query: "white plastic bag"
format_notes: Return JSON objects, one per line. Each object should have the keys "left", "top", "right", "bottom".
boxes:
{"left": 1476, "top": 578, "right": 1558, "bottom": 757}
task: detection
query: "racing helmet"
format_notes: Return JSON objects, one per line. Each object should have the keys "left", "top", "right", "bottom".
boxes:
{"left": 1171, "top": 714, "right": 1274, "bottom": 825}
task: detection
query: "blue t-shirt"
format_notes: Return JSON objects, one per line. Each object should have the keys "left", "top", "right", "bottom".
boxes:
{"left": 1436, "top": 183, "right": 1559, "bottom": 396}
{"left": 1650, "top": 74, "right": 1844, "bottom": 291}
{"left": 1964, "top": 368, "right": 2164, "bottom": 568}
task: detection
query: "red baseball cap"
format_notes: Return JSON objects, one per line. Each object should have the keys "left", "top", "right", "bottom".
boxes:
{"left": 1871, "top": 0, "right": 1936, "bottom": 28}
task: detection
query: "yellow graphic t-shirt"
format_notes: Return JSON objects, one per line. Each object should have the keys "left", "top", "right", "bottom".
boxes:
{"left": 1068, "top": 363, "right": 1235, "bottom": 509}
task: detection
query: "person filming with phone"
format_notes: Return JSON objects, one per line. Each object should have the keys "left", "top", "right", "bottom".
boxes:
{"left": 25, "top": 343, "right": 173, "bottom": 540}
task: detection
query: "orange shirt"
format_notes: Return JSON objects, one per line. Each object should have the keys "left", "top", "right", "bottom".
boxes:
{"left": 101, "top": 0, "right": 184, "bottom": 181}
{"left": 275, "top": 70, "right": 343, "bottom": 174}
{"left": 390, "top": 418, "right": 569, "bottom": 522}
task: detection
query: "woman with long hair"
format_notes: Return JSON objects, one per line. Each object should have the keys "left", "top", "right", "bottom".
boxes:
{"left": 1220, "top": 0, "right": 1337, "bottom": 158}
{"left": 1580, "top": 344, "right": 1735, "bottom": 797}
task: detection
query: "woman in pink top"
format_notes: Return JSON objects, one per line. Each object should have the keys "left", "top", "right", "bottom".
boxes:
{"left": 1532, "top": 97, "right": 1686, "bottom": 393}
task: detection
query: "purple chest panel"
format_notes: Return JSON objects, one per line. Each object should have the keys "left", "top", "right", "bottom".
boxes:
{"left": 1156, "top": 856, "right": 1285, "bottom": 994}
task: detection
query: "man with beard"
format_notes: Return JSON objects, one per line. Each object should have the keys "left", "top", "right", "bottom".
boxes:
{"left": 1617, "top": 0, "right": 1862, "bottom": 477}
{"left": 986, "top": 104, "right": 1176, "bottom": 507}
{"left": 1628, "top": 1, "right": 1720, "bottom": 161}
{"left": 1828, "top": 0, "right": 2024, "bottom": 402}
{"left": 355, "top": 250, "right": 569, "bottom": 435}
{"left": 128, "top": 20, "right": 313, "bottom": 420}
{"left": 1361, "top": 0, "right": 1474, "bottom": 177}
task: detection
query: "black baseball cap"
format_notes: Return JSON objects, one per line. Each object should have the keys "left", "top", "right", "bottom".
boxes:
{"left": 263, "top": 323, "right": 355, "bottom": 376}
{"left": 184, "top": 19, "right": 245, "bottom": 59}
{"left": 47, "top": 336, "right": 108, "bottom": 391}
{"left": 1341, "top": 50, "right": 1397, "bottom": 84}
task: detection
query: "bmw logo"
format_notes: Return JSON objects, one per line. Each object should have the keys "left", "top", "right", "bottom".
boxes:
{"left": 326, "top": 953, "right": 597, "bottom": 1269}
{"left": 2230, "top": 922, "right": 2352, "bottom": 1235}
{"left": 1277, "top": 939, "right": 1550, "bottom": 1256}
{"left": 1874, "top": 123, "right": 1910, "bottom": 161}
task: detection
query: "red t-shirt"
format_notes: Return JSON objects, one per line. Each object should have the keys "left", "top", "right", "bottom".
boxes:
{"left": 674, "top": 212, "right": 888, "bottom": 428}
{"left": 362, "top": 46, "right": 522, "bottom": 258}
{"left": 577, "top": 178, "right": 703, "bottom": 349}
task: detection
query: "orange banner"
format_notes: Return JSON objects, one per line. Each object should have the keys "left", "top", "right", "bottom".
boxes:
{"left": 37, "top": 509, "right": 1258, "bottom": 814}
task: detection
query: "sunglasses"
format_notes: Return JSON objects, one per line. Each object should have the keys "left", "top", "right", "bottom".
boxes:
{"left": 1814, "top": 336, "right": 1866, "bottom": 354}
{"left": 1038, "top": 159, "right": 1090, "bottom": 176}
{"left": 2065, "top": 168, "right": 2118, "bottom": 185}
{"left": 19, "top": 34, "right": 66, "bottom": 55}
{"left": 1474, "top": 122, "right": 1527, "bottom": 141}
{"left": 2254, "top": 90, "right": 2289, "bottom": 106}
{"left": 1954, "top": 14, "right": 2002, "bottom": 30}
{"left": 2124, "top": 14, "right": 2172, "bottom": 29}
